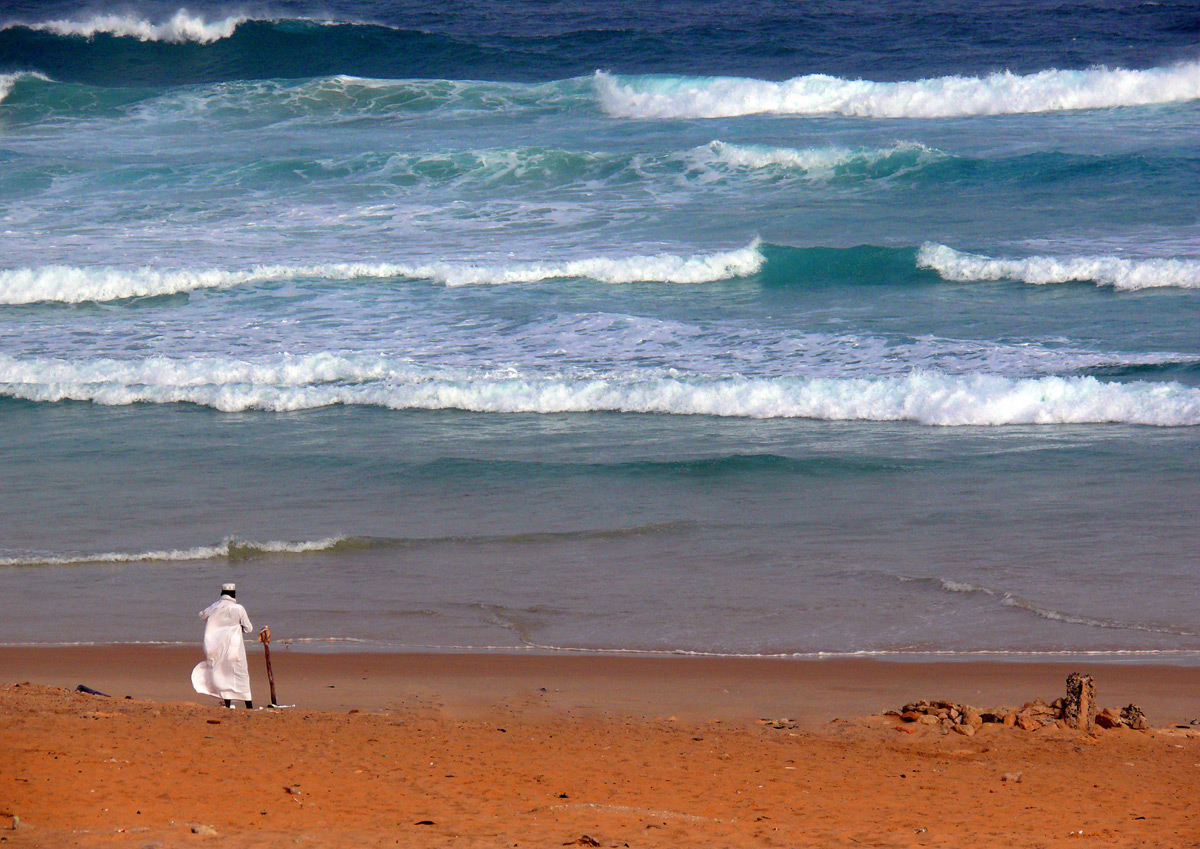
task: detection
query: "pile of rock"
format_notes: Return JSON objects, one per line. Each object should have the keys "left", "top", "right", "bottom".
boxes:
{"left": 1099, "top": 704, "right": 1148, "bottom": 731}
{"left": 888, "top": 699, "right": 1022, "bottom": 736}
{"left": 886, "top": 673, "right": 1148, "bottom": 734}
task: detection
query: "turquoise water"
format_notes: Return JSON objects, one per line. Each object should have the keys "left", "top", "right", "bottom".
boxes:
{"left": 1, "top": 1, "right": 1199, "bottom": 656}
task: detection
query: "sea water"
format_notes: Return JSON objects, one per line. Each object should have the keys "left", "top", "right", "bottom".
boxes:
{"left": 1, "top": 1, "right": 1198, "bottom": 658}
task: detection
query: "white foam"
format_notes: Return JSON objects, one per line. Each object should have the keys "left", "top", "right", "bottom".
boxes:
{"left": 0, "top": 535, "right": 347, "bottom": 567}
{"left": 0, "top": 635, "right": 1195, "bottom": 659}
{"left": 15, "top": 11, "right": 249, "bottom": 44}
{"left": 702, "top": 140, "right": 937, "bottom": 175}
{"left": 2, "top": 353, "right": 1198, "bottom": 425}
{"left": 425, "top": 240, "right": 765, "bottom": 286}
{"left": 0, "top": 71, "right": 51, "bottom": 104}
{"left": 0, "top": 242, "right": 764, "bottom": 303}
{"left": 931, "top": 577, "right": 1197, "bottom": 637}
{"left": 594, "top": 61, "right": 1200, "bottom": 119}
{"left": 918, "top": 243, "right": 1200, "bottom": 290}
{"left": 0, "top": 265, "right": 252, "bottom": 303}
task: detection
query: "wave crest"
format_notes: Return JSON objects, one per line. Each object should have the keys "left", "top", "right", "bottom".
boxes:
{"left": 0, "top": 535, "right": 348, "bottom": 567}
{"left": 10, "top": 11, "right": 250, "bottom": 44}
{"left": 701, "top": 140, "right": 940, "bottom": 176}
{"left": 920, "top": 577, "right": 1197, "bottom": 637}
{"left": 0, "top": 242, "right": 764, "bottom": 304}
{"left": 427, "top": 240, "right": 765, "bottom": 286}
{"left": 593, "top": 61, "right": 1200, "bottom": 119}
{"left": 2, "top": 353, "right": 1198, "bottom": 425}
{"left": 918, "top": 243, "right": 1200, "bottom": 290}
{"left": 8, "top": 242, "right": 1200, "bottom": 304}
{"left": 0, "top": 70, "right": 51, "bottom": 104}
{"left": 0, "top": 72, "right": 17, "bottom": 104}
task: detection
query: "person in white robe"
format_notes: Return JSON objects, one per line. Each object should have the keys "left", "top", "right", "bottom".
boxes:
{"left": 191, "top": 582, "right": 254, "bottom": 709}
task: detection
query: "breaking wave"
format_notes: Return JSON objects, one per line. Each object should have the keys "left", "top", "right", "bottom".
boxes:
{"left": 0, "top": 524, "right": 700, "bottom": 568}
{"left": 9, "top": 241, "right": 1200, "bottom": 304}
{"left": 6, "top": 11, "right": 252, "bottom": 44}
{"left": 699, "top": 140, "right": 941, "bottom": 176}
{"left": 593, "top": 61, "right": 1200, "bottom": 119}
{"left": 0, "top": 242, "right": 764, "bottom": 304}
{"left": 914, "top": 576, "right": 1199, "bottom": 637}
{"left": 917, "top": 243, "right": 1200, "bottom": 290}
{"left": 2, "top": 353, "right": 1199, "bottom": 425}
{"left": 0, "top": 70, "right": 51, "bottom": 104}
{"left": 0, "top": 72, "right": 17, "bottom": 103}
{"left": 0, "top": 535, "right": 349, "bottom": 567}
{"left": 12, "top": 240, "right": 1200, "bottom": 304}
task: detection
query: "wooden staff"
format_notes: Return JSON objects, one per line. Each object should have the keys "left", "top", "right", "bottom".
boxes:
{"left": 257, "top": 625, "right": 279, "bottom": 707}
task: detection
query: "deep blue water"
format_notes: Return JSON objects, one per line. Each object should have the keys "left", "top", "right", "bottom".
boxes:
{"left": 1, "top": 1, "right": 1198, "bottom": 657}
{"left": 2, "top": 0, "right": 1199, "bottom": 85}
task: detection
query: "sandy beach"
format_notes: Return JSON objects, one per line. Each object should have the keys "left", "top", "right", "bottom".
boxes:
{"left": 3, "top": 647, "right": 1200, "bottom": 847}
{"left": 6, "top": 3, "right": 1200, "bottom": 847}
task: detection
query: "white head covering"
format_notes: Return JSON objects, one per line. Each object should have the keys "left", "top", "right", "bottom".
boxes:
{"left": 221, "top": 582, "right": 236, "bottom": 594}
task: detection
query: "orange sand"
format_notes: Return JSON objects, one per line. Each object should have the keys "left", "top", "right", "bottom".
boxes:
{"left": 2, "top": 647, "right": 1199, "bottom": 847}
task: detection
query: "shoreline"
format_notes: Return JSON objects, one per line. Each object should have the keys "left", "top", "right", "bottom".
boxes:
{"left": 9, "top": 640, "right": 1200, "bottom": 662}
{"left": 5, "top": 645, "right": 1200, "bottom": 725}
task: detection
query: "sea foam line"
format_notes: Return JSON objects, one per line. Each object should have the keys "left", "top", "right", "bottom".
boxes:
{"left": 917, "top": 243, "right": 1200, "bottom": 290}
{"left": 925, "top": 577, "right": 1198, "bottom": 638}
{"left": 6, "top": 639, "right": 1199, "bottom": 659}
{"left": 7, "top": 11, "right": 251, "bottom": 44}
{"left": 0, "top": 528, "right": 686, "bottom": 568}
{"left": 594, "top": 61, "right": 1200, "bottom": 119}
{"left": 2, "top": 353, "right": 1199, "bottom": 425}
{"left": 0, "top": 242, "right": 764, "bottom": 304}
{"left": 0, "top": 535, "right": 348, "bottom": 567}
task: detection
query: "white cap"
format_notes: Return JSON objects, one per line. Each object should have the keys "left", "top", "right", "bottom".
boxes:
{"left": 221, "top": 582, "right": 236, "bottom": 593}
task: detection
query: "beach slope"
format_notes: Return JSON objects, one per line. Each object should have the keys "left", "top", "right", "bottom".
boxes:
{"left": 3, "top": 648, "right": 1200, "bottom": 847}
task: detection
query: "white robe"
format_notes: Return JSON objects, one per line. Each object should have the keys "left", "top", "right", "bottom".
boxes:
{"left": 191, "top": 596, "right": 253, "bottom": 701}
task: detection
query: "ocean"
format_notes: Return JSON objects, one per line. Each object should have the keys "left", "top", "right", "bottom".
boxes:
{"left": 1, "top": 0, "right": 1198, "bottom": 659}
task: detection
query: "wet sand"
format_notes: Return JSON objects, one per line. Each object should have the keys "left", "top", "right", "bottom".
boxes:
{"left": 2, "top": 647, "right": 1200, "bottom": 847}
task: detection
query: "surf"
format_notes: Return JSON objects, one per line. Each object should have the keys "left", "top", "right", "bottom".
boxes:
{"left": 2, "top": 353, "right": 1199, "bottom": 426}
{"left": 4, "top": 11, "right": 258, "bottom": 44}
{"left": 0, "top": 535, "right": 349, "bottom": 567}
{"left": 0, "top": 70, "right": 52, "bottom": 104}
{"left": 0, "top": 242, "right": 765, "bottom": 304}
{"left": 919, "top": 244, "right": 1200, "bottom": 290}
{"left": 899, "top": 576, "right": 1199, "bottom": 638}
{"left": 593, "top": 61, "right": 1200, "bottom": 119}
